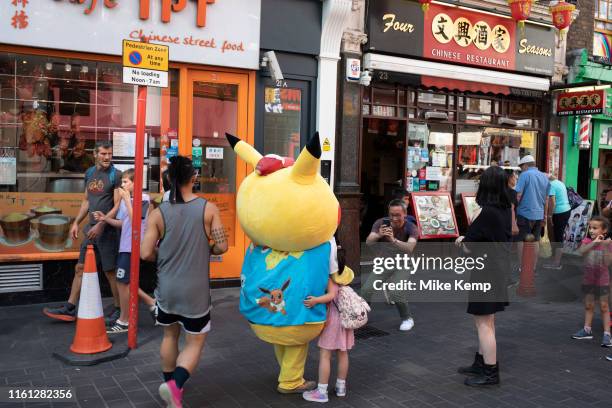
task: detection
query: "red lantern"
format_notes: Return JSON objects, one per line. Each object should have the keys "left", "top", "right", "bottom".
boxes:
{"left": 419, "top": 0, "right": 433, "bottom": 14}
{"left": 508, "top": 0, "right": 534, "bottom": 31}
{"left": 550, "top": 0, "right": 576, "bottom": 42}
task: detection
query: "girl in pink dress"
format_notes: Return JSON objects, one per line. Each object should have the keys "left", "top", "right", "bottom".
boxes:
{"left": 302, "top": 243, "right": 355, "bottom": 403}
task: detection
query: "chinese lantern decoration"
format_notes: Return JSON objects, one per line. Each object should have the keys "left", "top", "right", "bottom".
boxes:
{"left": 550, "top": 0, "right": 576, "bottom": 43}
{"left": 419, "top": 0, "right": 433, "bottom": 14}
{"left": 508, "top": 0, "right": 534, "bottom": 32}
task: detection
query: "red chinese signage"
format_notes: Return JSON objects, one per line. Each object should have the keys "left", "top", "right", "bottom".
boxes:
{"left": 53, "top": 0, "right": 217, "bottom": 27}
{"left": 423, "top": 3, "right": 516, "bottom": 71}
{"left": 556, "top": 89, "right": 606, "bottom": 116}
{"left": 10, "top": 0, "right": 29, "bottom": 29}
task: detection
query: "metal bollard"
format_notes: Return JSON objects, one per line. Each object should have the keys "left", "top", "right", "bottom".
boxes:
{"left": 518, "top": 233, "right": 537, "bottom": 297}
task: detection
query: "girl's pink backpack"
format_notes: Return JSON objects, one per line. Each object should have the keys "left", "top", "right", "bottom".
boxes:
{"left": 333, "top": 286, "right": 370, "bottom": 330}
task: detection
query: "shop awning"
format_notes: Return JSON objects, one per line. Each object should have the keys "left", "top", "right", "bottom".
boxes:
{"left": 363, "top": 53, "right": 551, "bottom": 92}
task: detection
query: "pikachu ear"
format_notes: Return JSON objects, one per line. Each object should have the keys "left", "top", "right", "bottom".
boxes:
{"left": 290, "top": 132, "right": 321, "bottom": 184}
{"left": 226, "top": 133, "right": 262, "bottom": 169}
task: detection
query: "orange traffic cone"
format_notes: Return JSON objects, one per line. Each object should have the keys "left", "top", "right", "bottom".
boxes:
{"left": 70, "top": 245, "right": 112, "bottom": 354}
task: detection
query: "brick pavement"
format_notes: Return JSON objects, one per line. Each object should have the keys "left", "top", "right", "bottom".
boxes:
{"left": 0, "top": 287, "right": 611, "bottom": 408}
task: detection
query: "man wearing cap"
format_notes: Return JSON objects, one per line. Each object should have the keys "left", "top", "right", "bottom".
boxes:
{"left": 515, "top": 155, "right": 550, "bottom": 268}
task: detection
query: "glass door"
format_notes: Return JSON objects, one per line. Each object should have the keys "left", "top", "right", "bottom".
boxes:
{"left": 187, "top": 71, "right": 250, "bottom": 279}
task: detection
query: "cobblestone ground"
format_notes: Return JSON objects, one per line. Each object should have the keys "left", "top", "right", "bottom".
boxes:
{"left": 0, "top": 286, "right": 611, "bottom": 408}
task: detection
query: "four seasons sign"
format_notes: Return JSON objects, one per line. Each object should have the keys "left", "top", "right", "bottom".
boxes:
{"left": 366, "top": 0, "right": 555, "bottom": 76}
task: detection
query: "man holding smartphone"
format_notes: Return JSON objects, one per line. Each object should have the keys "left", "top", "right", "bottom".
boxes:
{"left": 363, "top": 199, "right": 418, "bottom": 331}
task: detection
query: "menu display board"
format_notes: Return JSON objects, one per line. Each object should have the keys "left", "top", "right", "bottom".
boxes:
{"left": 410, "top": 192, "right": 459, "bottom": 239}
{"left": 546, "top": 132, "right": 563, "bottom": 180}
{"left": 563, "top": 200, "right": 595, "bottom": 254}
{"left": 461, "top": 193, "right": 482, "bottom": 225}
{"left": 112, "top": 132, "right": 148, "bottom": 158}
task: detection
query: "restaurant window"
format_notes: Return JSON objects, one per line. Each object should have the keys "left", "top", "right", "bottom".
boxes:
{"left": 455, "top": 126, "right": 537, "bottom": 195}
{"left": 406, "top": 122, "right": 453, "bottom": 193}
{"left": 263, "top": 87, "right": 302, "bottom": 159}
{"left": 0, "top": 52, "right": 179, "bottom": 193}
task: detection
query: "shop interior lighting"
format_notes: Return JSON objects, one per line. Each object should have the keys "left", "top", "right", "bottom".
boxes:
{"left": 22, "top": 60, "right": 27, "bottom": 64}
{"left": 81, "top": 65, "right": 88, "bottom": 74}
{"left": 45, "top": 62, "right": 53, "bottom": 71}
{"left": 65, "top": 63, "right": 71, "bottom": 72}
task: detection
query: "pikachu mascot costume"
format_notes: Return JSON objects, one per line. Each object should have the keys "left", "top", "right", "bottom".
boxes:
{"left": 226, "top": 132, "right": 341, "bottom": 393}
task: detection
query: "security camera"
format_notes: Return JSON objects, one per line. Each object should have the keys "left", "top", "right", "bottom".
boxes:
{"left": 261, "top": 51, "right": 284, "bottom": 82}
{"left": 359, "top": 70, "right": 372, "bottom": 87}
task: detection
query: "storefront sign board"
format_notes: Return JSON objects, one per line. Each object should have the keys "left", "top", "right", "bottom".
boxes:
{"left": 546, "top": 132, "right": 563, "bottom": 180}
{"left": 366, "top": 0, "right": 554, "bottom": 77}
{"left": 410, "top": 192, "right": 459, "bottom": 239}
{"left": 3, "top": 0, "right": 261, "bottom": 70}
{"left": 556, "top": 89, "right": 606, "bottom": 116}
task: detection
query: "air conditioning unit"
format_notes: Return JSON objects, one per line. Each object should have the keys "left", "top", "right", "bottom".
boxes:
{"left": 424, "top": 111, "right": 448, "bottom": 120}
{"left": 498, "top": 117, "right": 518, "bottom": 126}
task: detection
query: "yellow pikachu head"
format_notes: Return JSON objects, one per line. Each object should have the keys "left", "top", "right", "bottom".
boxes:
{"left": 226, "top": 132, "right": 339, "bottom": 252}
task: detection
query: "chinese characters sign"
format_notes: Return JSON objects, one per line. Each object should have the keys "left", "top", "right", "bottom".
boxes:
{"left": 10, "top": 0, "right": 29, "bottom": 30}
{"left": 425, "top": 4, "right": 515, "bottom": 70}
{"left": 4, "top": 0, "right": 260, "bottom": 69}
{"left": 366, "top": 0, "right": 554, "bottom": 77}
{"left": 556, "top": 89, "right": 606, "bottom": 116}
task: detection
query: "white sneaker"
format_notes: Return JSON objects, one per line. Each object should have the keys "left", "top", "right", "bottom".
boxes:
{"left": 399, "top": 318, "right": 414, "bottom": 331}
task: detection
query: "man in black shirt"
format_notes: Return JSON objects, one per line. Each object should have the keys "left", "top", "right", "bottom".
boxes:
{"left": 43, "top": 142, "right": 122, "bottom": 322}
{"left": 363, "top": 199, "right": 418, "bottom": 331}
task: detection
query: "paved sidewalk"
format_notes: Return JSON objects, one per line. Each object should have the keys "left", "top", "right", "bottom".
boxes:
{"left": 0, "top": 288, "right": 611, "bottom": 408}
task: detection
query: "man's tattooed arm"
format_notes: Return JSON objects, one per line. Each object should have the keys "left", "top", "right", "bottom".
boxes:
{"left": 210, "top": 226, "right": 227, "bottom": 255}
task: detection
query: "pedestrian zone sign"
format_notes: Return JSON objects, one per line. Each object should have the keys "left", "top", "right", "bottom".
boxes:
{"left": 122, "top": 40, "right": 169, "bottom": 88}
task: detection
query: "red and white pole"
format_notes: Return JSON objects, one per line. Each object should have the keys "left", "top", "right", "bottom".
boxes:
{"left": 128, "top": 40, "right": 148, "bottom": 350}
{"left": 578, "top": 115, "right": 591, "bottom": 150}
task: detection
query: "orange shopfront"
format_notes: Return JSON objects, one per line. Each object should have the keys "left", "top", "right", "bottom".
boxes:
{"left": 0, "top": 1, "right": 261, "bottom": 302}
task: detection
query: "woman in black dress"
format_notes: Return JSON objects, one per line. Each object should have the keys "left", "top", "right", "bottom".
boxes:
{"left": 455, "top": 166, "right": 512, "bottom": 387}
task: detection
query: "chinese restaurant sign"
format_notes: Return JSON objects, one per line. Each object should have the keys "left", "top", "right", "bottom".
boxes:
{"left": 3, "top": 0, "right": 261, "bottom": 69}
{"left": 366, "top": 0, "right": 555, "bottom": 77}
{"left": 556, "top": 89, "right": 606, "bottom": 116}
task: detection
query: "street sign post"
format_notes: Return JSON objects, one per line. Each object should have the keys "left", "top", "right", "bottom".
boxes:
{"left": 122, "top": 40, "right": 169, "bottom": 88}
{"left": 123, "top": 38, "right": 169, "bottom": 350}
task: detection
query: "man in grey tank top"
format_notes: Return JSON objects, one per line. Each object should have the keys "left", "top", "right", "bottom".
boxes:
{"left": 141, "top": 156, "right": 228, "bottom": 408}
